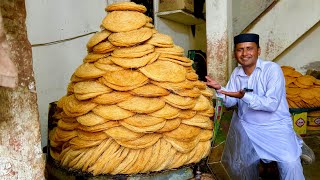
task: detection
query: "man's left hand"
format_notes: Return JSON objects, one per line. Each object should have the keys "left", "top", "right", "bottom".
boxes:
{"left": 220, "top": 89, "right": 245, "bottom": 99}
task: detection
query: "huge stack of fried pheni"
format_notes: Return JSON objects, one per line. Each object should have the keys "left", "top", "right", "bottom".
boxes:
{"left": 282, "top": 66, "right": 320, "bottom": 108}
{"left": 49, "top": 2, "right": 214, "bottom": 176}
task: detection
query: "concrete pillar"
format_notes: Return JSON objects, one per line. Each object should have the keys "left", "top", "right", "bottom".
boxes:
{"left": 206, "top": 0, "right": 233, "bottom": 86}
{"left": 0, "top": 0, "right": 45, "bottom": 179}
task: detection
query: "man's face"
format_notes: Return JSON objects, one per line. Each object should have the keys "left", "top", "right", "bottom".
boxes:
{"left": 234, "top": 42, "right": 261, "bottom": 68}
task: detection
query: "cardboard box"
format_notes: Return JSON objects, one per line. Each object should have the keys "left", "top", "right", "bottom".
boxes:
{"left": 291, "top": 112, "right": 307, "bottom": 136}
{"left": 158, "top": 0, "right": 194, "bottom": 13}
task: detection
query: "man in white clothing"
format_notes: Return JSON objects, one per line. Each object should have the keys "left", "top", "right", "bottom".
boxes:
{"left": 206, "top": 33, "right": 309, "bottom": 179}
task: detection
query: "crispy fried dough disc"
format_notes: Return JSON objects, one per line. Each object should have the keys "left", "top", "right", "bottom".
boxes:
{"left": 146, "top": 33, "right": 174, "bottom": 46}
{"left": 178, "top": 110, "right": 197, "bottom": 119}
{"left": 141, "top": 140, "right": 161, "bottom": 173}
{"left": 63, "top": 95, "right": 97, "bottom": 117}
{"left": 57, "top": 120, "right": 79, "bottom": 130}
{"left": 102, "top": 11, "right": 147, "bottom": 32}
{"left": 110, "top": 52, "right": 159, "bottom": 68}
{"left": 174, "top": 88, "right": 201, "bottom": 98}
{"left": 129, "top": 84, "right": 170, "bottom": 97}
{"left": 70, "top": 137, "right": 103, "bottom": 149}
{"left": 92, "top": 91, "right": 133, "bottom": 105}
{"left": 201, "top": 88, "right": 214, "bottom": 97}
{"left": 70, "top": 73, "right": 87, "bottom": 83}
{"left": 86, "top": 30, "right": 112, "bottom": 49}
{"left": 124, "top": 146, "right": 153, "bottom": 174}
{"left": 83, "top": 53, "right": 110, "bottom": 63}
{"left": 158, "top": 58, "right": 193, "bottom": 67}
{"left": 120, "top": 120, "right": 166, "bottom": 133}
{"left": 122, "top": 115, "right": 165, "bottom": 127}
{"left": 102, "top": 69, "right": 148, "bottom": 87}
{"left": 151, "top": 80, "right": 194, "bottom": 91}
{"left": 198, "top": 129, "right": 213, "bottom": 141}
{"left": 155, "top": 45, "right": 184, "bottom": 56}
{"left": 108, "top": 27, "right": 153, "bottom": 47}
{"left": 74, "top": 81, "right": 112, "bottom": 94}
{"left": 105, "top": 2, "right": 147, "bottom": 13}
{"left": 156, "top": 118, "right": 181, "bottom": 133}
{"left": 77, "top": 121, "right": 120, "bottom": 132}
{"left": 163, "top": 94, "right": 196, "bottom": 107}
{"left": 182, "top": 115, "right": 213, "bottom": 129}
{"left": 76, "top": 112, "right": 108, "bottom": 126}
{"left": 149, "top": 104, "right": 180, "bottom": 119}
{"left": 186, "top": 141, "right": 211, "bottom": 164}
{"left": 115, "top": 133, "right": 162, "bottom": 149}
{"left": 186, "top": 72, "right": 198, "bottom": 81}
{"left": 111, "top": 44, "right": 154, "bottom": 58}
{"left": 92, "top": 41, "right": 116, "bottom": 54}
{"left": 112, "top": 149, "right": 140, "bottom": 175}
{"left": 77, "top": 130, "right": 108, "bottom": 141}
{"left": 287, "top": 70, "right": 302, "bottom": 78}
{"left": 117, "top": 97, "right": 165, "bottom": 113}
{"left": 286, "top": 87, "right": 301, "bottom": 95}
{"left": 51, "top": 128, "right": 77, "bottom": 142}
{"left": 104, "top": 126, "right": 144, "bottom": 140}
{"left": 74, "top": 63, "right": 106, "bottom": 79}
{"left": 164, "top": 136, "right": 199, "bottom": 153}
{"left": 198, "top": 106, "right": 215, "bottom": 117}
{"left": 164, "top": 124, "right": 201, "bottom": 141}
{"left": 94, "top": 60, "right": 124, "bottom": 72}
{"left": 297, "top": 75, "right": 316, "bottom": 86}
{"left": 75, "top": 92, "right": 107, "bottom": 101}
{"left": 191, "top": 95, "right": 211, "bottom": 111}
{"left": 99, "top": 77, "right": 148, "bottom": 91}
{"left": 139, "top": 61, "right": 186, "bottom": 83}
{"left": 92, "top": 105, "right": 135, "bottom": 120}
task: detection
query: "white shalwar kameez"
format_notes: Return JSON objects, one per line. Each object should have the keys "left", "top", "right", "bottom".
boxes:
{"left": 217, "top": 59, "right": 304, "bottom": 180}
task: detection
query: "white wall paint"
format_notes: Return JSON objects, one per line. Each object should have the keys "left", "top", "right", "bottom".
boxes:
{"left": 26, "top": 0, "right": 107, "bottom": 147}
{"left": 276, "top": 23, "right": 320, "bottom": 74}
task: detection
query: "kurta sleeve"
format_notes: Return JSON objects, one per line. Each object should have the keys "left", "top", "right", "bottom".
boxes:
{"left": 216, "top": 71, "right": 239, "bottom": 108}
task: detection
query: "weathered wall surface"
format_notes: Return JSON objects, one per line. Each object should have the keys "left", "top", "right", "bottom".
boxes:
{"left": 0, "top": 0, "right": 44, "bottom": 179}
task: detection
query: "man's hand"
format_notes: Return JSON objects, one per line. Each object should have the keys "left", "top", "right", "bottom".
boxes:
{"left": 205, "top": 76, "right": 221, "bottom": 90}
{"left": 220, "top": 89, "right": 245, "bottom": 99}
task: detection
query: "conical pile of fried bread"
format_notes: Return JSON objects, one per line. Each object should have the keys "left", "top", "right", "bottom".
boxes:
{"left": 49, "top": 2, "right": 214, "bottom": 175}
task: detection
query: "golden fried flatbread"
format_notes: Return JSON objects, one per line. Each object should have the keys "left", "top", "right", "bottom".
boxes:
{"left": 74, "top": 63, "right": 106, "bottom": 79}
{"left": 108, "top": 27, "right": 153, "bottom": 47}
{"left": 112, "top": 149, "right": 140, "bottom": 175}
{"left": 162, "top": 94, "right": 196, "bottom": 109}
{"left": 52, "top": 127, "right": 78, "bottom": 142}
{"left": 102, "top": 11, "right": 147, "bottom": 32}
{"left": 191, "top": 95, "right": 211, "bottom": 111}
{"left": 151, "top": 79, "right": 194, "bottom": 91}
{"left": 198, "top": 129, "right": 213, "bottom": 141}
{"left": 111, "top": 44, "right": 154, "bottom": 58}
{"left": 92, "top": 91, "right": 133, "bottom": 105}
{"left": 94, "top": 59, "right": 124, "bottom": 72}
{"left": 74, "top": 92, "right": 107, "bottom": 101}
{"left": 155, "top": 45, "right": 184, "bottom": 56}
{"left": 110, "top": 52, "right": 159, "bottom": 68}
{"left": 92, "top": 105, "right": 135, "bottom": 120}
{"left": 201, "top": 88, "right": 214, "bottom": 98}
{"left": 99, "top": 77, "right": 148, "bottom": 91}
{"left": 287, "top": 70, "right": 302, "bottom": 78}
{"left": 124, "top": 146, "right": 153, "bottom": 174}
{"left": 141, "top": 140, "right": 161, "bottom": 173}
{"left": 146, "top": 33, "right": 174, "bottom": 47}
{"left": 83, "top": 53, "right": 110, "bottom": 63}
{"left": 105, "top": 2, "right": 147, "bottom": 13}
{"left": 117, "top": 97, "right": 165, "bottom": 113}
{"left": 92, "top": 41, "right": 116, "bottom": 54}
{"left": 74, "top": 81, "right": 112, "bottom": 94}
{"left": 149, "top": 104, "right": 180, "bottom": 119}
{"left": 120, "top": 120, "right": 166, "bottom": 133}
{"left": 198, "top": 106, "right": 215, "bottom": 117}
{"left": 57, "top": 119, "right": 79, "bottom": 130}
{"left": 102, "top": 69, "right": 148, "bottom": 87}
{"left": 164, "top": 124, "right": 201, "bottom": 141}
{"left": 156, "top": 118, "right": 181, "bottom": 133}
{"left": 76, "top": 112, "right": 108, "bottom": 126}
{"left": 164, "top": 136, "right": 199, "bottom": 153}
{"left": 63, "top": 95, "right": 97, "bottom": 117}
{"left": 86, "top": 30, "right": 112, "bottom": 50}
{"left": 122, "top": 115, "right": 165, "bottom": 127}
{"left": 104, "top": 126, "right": 144, "bottom": 141}
{"left": 115, "top": 133, "right": 162, "bottom": 149}
{"left": 70, "top": 137, "right": 103, "bottom": 149}
{"left": 70, "top": 73, "right": 87, "bottom": 83}
{"left": 174, "top": 88, "right": 201, "bottom": 98}
{"left": 178, "top": 110, "right": 197, "bottom": 119}
{"left": 297, "top": 75, "right": 316, "bottom": 86}
{"left": 139, "top": 61, "right": 186, "bottom": 83}
{"left": 77, "top": 130, "right": 108, "bottom": 141}
{"left": 77, "top": 121, "right": 120, "bottom": 132}
{"left": 182, "top": 115, "right": 213, "bottom": 129}
{"left": 129, "top": 84, "right": 170, "bottom": 97}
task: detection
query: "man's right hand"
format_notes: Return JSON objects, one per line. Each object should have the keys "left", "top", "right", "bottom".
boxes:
{"left": 205, "top": 76, "right": 221, "bottom": 90}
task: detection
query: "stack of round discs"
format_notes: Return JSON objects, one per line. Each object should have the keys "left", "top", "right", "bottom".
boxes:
{"left": 49, "top": 2, "right": 214, "bottom": 176}
{"left": 282, "top": 66, "right": 320, "bottom": 108}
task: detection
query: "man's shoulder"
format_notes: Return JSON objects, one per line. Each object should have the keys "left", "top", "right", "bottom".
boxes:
{"left": 259, "top": 58, "right": 280, "bottom": 69}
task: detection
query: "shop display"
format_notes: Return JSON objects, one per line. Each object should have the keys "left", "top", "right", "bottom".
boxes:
{"left": 49, "top": 2, "right": 214, "bottom": 176}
